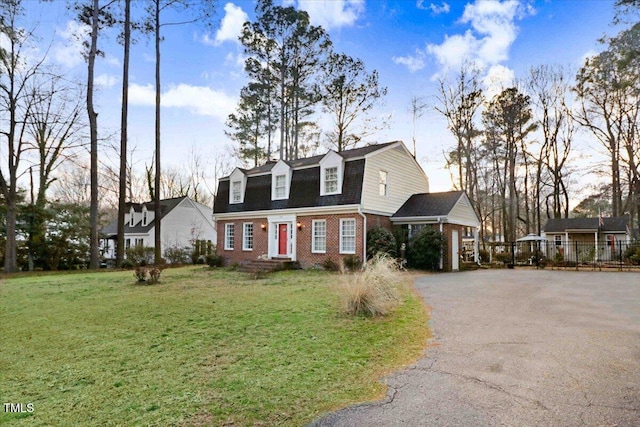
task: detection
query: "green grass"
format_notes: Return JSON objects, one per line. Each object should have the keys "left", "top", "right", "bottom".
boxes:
{"left": 0, "top": 266, "right": 429, "bottom": 426}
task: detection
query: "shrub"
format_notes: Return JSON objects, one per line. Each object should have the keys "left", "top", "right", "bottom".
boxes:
{"left": 133, "top": 266, "right": 164, "bottom": 284}
{"left": 341, "top": 254, "right": 362, "bottom": 272}
{"left": 163, "top": 245, "right": 191, "bottom": 265}
{"left": 407, "top": 227, "right": 445, "bottom": 271}
{"left": 624, "top": 244, "right": 640, "bottom": 264}
{"left": 478, "top": 249, "right": 489, "bottom": 263}
{"left": 494, "top": 252, "right": 512, "bottom": 264}
{"left": 322, "top": 258, "right": 339, "bottom": 271}
{"left": 206, "top": 254, "right": 225, "bottom": 268}
{"left": 125, "top": 246, "right": 154, "bottom": 266}
{"left": 366, "top": 227, "right": 397, "bottom": 259}
{"left": 339, "top": 254, "right": 400, "bottom": 317}
{"left": 134, "top": 266, "right": 147, "bottom": 282}
{"left": 120, "top": 259, "right": 134, "bottom": 269}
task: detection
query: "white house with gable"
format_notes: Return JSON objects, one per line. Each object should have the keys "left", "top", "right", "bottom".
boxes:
{"left": 101, "top": 196, "right": 216, "bottom": 263}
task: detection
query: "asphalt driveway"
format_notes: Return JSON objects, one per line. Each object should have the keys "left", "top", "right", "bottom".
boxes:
{"left": 311, "top": 269, "right": 640, "bottom": 426}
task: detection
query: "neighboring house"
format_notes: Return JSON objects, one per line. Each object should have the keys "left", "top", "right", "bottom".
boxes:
{"left": 101, "top": 196, "right": 216, "bottom": 262}
{"left": 542, "top": 216, "right": 630, "bottom": 262}
{"left": 212, "top": 141, "right": 480, "bottom": 271}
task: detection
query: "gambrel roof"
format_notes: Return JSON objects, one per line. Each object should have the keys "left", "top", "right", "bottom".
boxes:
{"left": 213, "top": 142, "right": 401, "bottom": 214}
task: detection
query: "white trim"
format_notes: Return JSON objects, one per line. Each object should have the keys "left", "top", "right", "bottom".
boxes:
{"left": 320, "top": 151, "right": 344, "bottom": 196}
{"left": 311, "top": 219, "right": 327, "bottom": 254}
{"left": 214, "top": 204, "right": 361, "bottom": 221}
{"left": 228, "top": 168, "right": 247, "bottom": 204}
{"left": 242, "top": 222, "right": 254, "bottom": 251}
{"left": 224, "top": 223, "right": 235, "bottom": 250}
{"left": 378, "top": 170, "right": 388, "bottom": 197}
{"left": 267, "top": 214, "right": 297, "bottom": 261}
{"left": 339, "top": 218, "right": 357, "bottom": 254}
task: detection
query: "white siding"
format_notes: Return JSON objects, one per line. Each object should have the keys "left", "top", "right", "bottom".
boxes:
{"left": 159, "top": 199, "right": 217, "bottom": 252}
{"left": 448, "top": 194, "right": 480, "bottom": 227}
{"left": 361, "top": 144, "right": 429, "bottom": 214}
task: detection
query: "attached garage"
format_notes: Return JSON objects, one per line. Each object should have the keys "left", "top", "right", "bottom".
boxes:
{"left": 391, "top": 191, "right": 480, "bottom": 271}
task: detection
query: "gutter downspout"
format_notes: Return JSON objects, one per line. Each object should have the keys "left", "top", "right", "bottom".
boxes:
{"left": 358, "top": 206, "right": 367, "bottom": 265}
{"left": 438, "top": 217, "right": 444, "bottom": 270}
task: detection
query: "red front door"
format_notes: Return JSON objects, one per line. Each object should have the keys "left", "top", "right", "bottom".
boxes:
{"left": 278, "top": 224, "right": 288, "bottom": 255}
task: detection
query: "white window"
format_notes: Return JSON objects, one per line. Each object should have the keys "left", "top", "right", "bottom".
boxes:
{"left": 554, "top": 235, "right": 562, "bottom": 246}
{"left": 135, "top": 238, "right": 144, "bottom": 247}
{"left": 224, "top": 223, "right": 235, "bottom": 250}
{"left": 129, "top": 208, "right": 135, "bottom": 227}
{"left": 379, "top": 170, "right": 388, "bottom": 196}
{"left": 125, "top": 238, "right": 131, "bottom": 249}
{"left": 142, "top": 208, "right": 148, "bottom": 226}
{"left": 325, "top": 167, "right": 338, "bottom": 194}
{"left": 340, "top": 218, "right": 356, "bottom": 254}
{"left": 274, "top": 174, "right": 286, "bottom": 199}
{"left": 231, "top": 181, "right": 242, "bottom": 204}
{"left": 243, "top": 223, "right": 254, "bottom": 251}
{"left": 312, "top": 220, "right": 326, "bottom": 253}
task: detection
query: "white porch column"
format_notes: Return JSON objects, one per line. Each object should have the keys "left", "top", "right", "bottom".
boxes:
{"left": 595, "top": 231, "right": 598, "bottom": 262}
{"left": 474, "top": 227, "right": 480, "bottom": 263}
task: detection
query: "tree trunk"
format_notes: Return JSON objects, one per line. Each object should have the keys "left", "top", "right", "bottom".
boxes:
{"left": 117, "top": 0, "right": 131, "bottom": 267}
{"left": 154, "top": 0, "right": 162, "bottom": 264}
{"left": 88, "top": 0, "right": 100, "bottom": 269}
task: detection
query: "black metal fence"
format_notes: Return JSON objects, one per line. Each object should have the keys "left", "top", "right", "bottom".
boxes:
{"left": 484, "top": 240, "right": 640, "bottom": 270}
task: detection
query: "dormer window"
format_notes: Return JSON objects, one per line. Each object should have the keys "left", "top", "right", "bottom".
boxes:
{"left": 129, "top": 207, "right": 135, "bottom": 227}
{"left": 232, "top": 181, "right": 242, "bottom": 203}
{"left": 271, "top": 160, "right": 291, "bottom": 200}
{"left": 228, "top": 168, "right": 247, "bottom": 204}
{"left": 325, "top": 167, "right": 338, "bottom": 193}
{"left": 319, "top": 150, "right": 344, "bottom": 196}
{"left": 275, "top": 175, "right": 286, "bottom": 198}
{"left": 142, "top": 207, "right": 148, "bottom": 226}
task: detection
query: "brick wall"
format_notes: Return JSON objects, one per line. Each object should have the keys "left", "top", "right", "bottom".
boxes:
{"left": 216, "top": 218, "right": 268, "bottom": 266}
{"left": 216, "top": 213, "right": 463, "bottom": 270}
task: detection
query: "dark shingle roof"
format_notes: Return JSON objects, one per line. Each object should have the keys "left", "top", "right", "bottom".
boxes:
{"left": 222, "top": 141, "right": 399, "bottom": 178}
{"left": 102, "top": 196, "right": 188, "bottom": 236}
{"left": 392, "top": 191, "right": 464, "bottom": 218}
{"left": 214, "top": 160, "right": 365, "bottom": 214}
{"left": 543, "top": 216, "right": 629, "bottom": 233}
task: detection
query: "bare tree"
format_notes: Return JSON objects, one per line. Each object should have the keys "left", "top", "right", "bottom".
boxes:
{"left": 435, "top": 63, "right": 484, "bottom": 200}
{"left": 319, "top": 52, "right": 387, "bottom": 152}
{"left": 0, "top": 0, "right": 49, "bottom": 272}
{"left": 527, "top": 65, "right": 574, "bottom": 227}
{"left": 409, "top": 96, "right": 427, "bottom": 159}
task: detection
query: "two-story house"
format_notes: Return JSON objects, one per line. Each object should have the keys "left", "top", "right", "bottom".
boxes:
{"left": 102, "top": 196, "right": 216, "bottom": 262}
{"left": 213, "top": 141, "right": 480, "bottom": 271}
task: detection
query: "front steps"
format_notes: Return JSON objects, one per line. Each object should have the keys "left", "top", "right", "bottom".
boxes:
{"left": 240, "top": 258, "right": 297, "bottom": 274}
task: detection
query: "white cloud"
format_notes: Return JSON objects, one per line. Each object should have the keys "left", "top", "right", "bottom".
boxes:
{"left": 96, "top": 74, "right": 118, "bottom": 88}
{"left": 129, "top": 83, "right": 237, "bottom": 123}
{"left": 417, "top": 1, "right": 450, "bottom": 15}
{"left": 427, "top": 31, "right": 478, "bottom": 71}
{"left": 482, "top": 64, "right": 515, "bottom": 98}
{"left": 207, "top": 3, "right": 248, "bottom": 46}
{"left": 392, "top": 50, "right": 427, "bottom": 73}
{"left": 296, "top": 0, "right": 365, "bottom": 30}
{"left": 396, "top": 0, "right": 533, "bottom": 76}
{"left": 53, "top": 20, "right": 89, "bottom": 68}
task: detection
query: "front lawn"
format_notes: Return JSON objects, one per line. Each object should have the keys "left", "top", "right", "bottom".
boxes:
{"left": 0, "top": 266, "right": 428, "bottom": 426}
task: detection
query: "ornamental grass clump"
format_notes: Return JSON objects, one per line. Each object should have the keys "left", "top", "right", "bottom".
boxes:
{"left": 340, "top": 254, "right": 401, "bottom": 317}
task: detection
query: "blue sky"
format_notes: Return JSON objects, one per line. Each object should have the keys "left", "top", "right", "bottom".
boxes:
{"left": 19, "top": 0, "right": 619, "bottom": 200}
